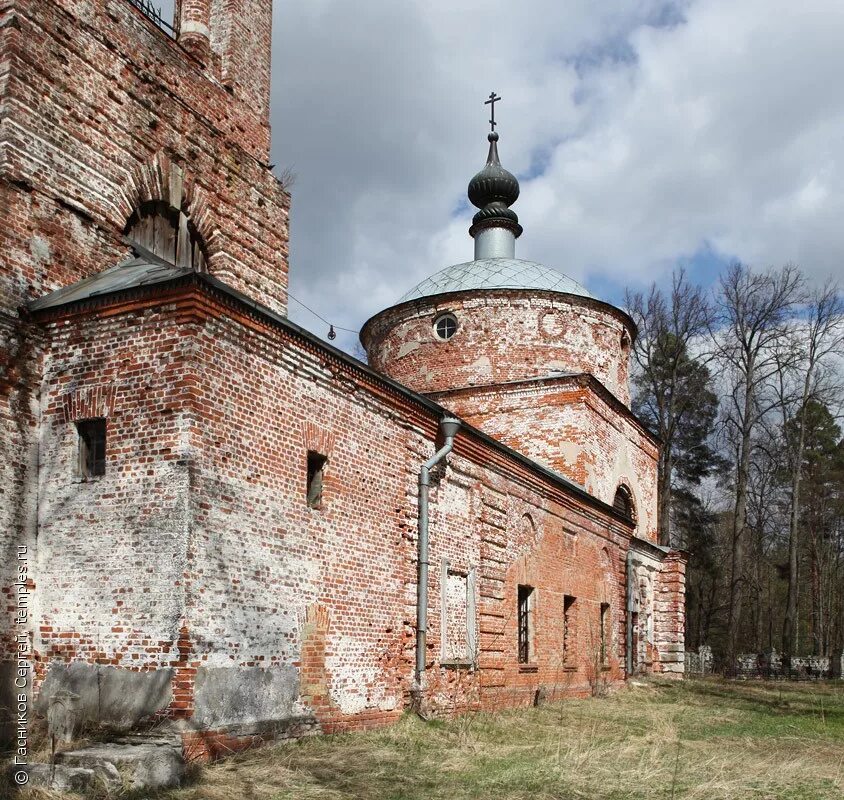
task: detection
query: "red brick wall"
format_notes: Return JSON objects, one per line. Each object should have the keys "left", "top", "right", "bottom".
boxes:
{"left": 0, "top": 312, "right": 41, "bottom": 731}
{"left": 431, "top": 375, "right": 660, "bottom": 541}
{"left": 0, "top": 0, "right": 287, "bottom": 722}
{"left": 361, "top": 291, "right": 634, "bottom": 406}
{"left": 653, "top": 552, "right": 687, "bottom": 676}
{"left": 33, "top": 301, "right": 197, "bottom": 685}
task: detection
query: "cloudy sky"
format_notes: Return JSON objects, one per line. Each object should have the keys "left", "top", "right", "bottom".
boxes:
{"left": 236, "top": 1, "right": 843, "bottom": 351}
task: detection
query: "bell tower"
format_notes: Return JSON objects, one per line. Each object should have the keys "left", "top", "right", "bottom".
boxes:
{"left": 0, "top": 0, "right": 288, "bottom": 742}
{"left": 0, "top": 0, "right": 288, "bottom": 314}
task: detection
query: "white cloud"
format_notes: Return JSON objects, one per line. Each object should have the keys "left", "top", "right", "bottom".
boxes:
{"left": 270, "top": 0, "right": 844, "bottom": 352}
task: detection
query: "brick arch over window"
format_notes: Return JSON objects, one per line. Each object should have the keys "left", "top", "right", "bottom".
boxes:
{"left": 116, "top": 153, "right": 216, "bottom": 267}
{"left": 613, "top": 484, "right": 636, "bottom": 523}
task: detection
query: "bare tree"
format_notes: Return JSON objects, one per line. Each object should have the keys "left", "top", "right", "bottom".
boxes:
{"left": 712, "top": 263, "right": 804, "bottom": 665}
{"left": 626, "top": 269, "right": 716, "bottom": 546}
{"left": 776, "top": 283, "right": 844, "bottom": 663}
{"left": 749, "top": 420, "right": 796, "bottom": 652}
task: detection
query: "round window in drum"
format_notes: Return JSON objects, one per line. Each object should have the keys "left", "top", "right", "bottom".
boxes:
{"left": 433, "top": 313, "right": 458, "bottom": 341}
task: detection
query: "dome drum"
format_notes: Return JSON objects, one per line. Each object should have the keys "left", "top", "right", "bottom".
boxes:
{"left": 361, "top": 288, "right": 634, "bottom": 405}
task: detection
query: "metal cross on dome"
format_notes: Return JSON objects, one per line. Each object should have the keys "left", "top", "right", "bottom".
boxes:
{"left": 485, "top": 92, "right": 501, "bottom": 132}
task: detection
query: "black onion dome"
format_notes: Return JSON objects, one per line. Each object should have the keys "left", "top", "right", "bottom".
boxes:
{"left": 468, "top": 133, "right": 520, "bottom": 207}
{"left": 467, "top": 132, "right": 523, "bottom": 238}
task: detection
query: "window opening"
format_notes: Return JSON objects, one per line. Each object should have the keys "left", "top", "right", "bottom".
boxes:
{"left": 77, "top": 418, "right": 106, "bottom": 478}
{"left": 433, "top": 313, "right": 458, "bottom": 341}
{"left": 517, "top": 585, "right": 534, "bottom": 663}
{"left": 600, "top": 602, "right": 610, "bottom": 664}
{"left": 307, "top": 451, "right": 328, "bottom": 509}
{"left": 563, "top": 595, "right": 576, "bottom": 663}
{"left": 125, "top": 200, "right": 207, "bottom": 271}
{"left": 613, "top": 486, "right": 635, "bottom": 521}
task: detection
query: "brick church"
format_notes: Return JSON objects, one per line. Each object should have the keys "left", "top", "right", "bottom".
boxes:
{"left": 1, "top": 0, "right": 685, "bottom": 758}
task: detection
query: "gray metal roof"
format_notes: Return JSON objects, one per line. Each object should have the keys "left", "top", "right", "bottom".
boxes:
{"left": 29, "top": 251, "right": 191, "bottom": 311}
{"left": 398, "top": 258, "right": 592, "bottom": 303}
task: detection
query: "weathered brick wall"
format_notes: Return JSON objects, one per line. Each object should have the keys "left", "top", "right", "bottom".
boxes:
{"left": 361, "top": 291, "right": 634, "bottom": 406}
{"left": 0, "top": 311, "right": 41, "bottom": 741}
{"left": 628, "top": 549, "right": 659, "bottom": 674}
{"left": 180, "top": 293, "right": 639, "bottom": 721}
{"left": 182, "top": 308, "right": 417, "bottom": 733}
{"left": 476, "top": 490, "right": 630, "bottom": 705}
{"left": 628, "top": 545, "right": 686, "bottom": 676}
{"left": 652, "top": 553, "right": 686, "bottom": 676}
{"left": 431, "top": 375, "right": 659, "bottom": 541}
{"left": 31, "top": 298, "right": 198, "bottom": 726}
{"left": 207, "top": 0, "right": 274, "bottom": 123}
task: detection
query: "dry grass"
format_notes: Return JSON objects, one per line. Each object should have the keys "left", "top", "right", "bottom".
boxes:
{"left": 16, "top": 678, "right": 844, "bottom": 800}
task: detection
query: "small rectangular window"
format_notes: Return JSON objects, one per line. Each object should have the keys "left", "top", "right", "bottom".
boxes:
{"left": 600, "top": 603, "right": 610, "bottom": 664}
{"left": 563, "top": 595, "right": 576, "bottom": 662}
{"left": 517, "top": 585, "right": 534, "bottom": 664}
{"left": 76, "top": 418, "right": 106, "bottom": 478}
{"left": 306, "top": 451, "right": 327, "bottom": 509}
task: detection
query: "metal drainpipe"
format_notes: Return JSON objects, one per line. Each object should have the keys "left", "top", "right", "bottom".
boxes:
{"left": 414, "top": 417, "right": 461, "bottom": 697}
{"left": 626, "top": 548, "right": 635, "bottom": 676}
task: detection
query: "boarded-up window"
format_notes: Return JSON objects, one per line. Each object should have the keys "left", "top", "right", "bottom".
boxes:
{"left": 440, "top": 560, "right": 477, "bottom": 664}
{"left": 613, "top": 486, "right": 635, "bottom": 521}
{"left": 125, "top": 201, "right": 207, "bottom": 271}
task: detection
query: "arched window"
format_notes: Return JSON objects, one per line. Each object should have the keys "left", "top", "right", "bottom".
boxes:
{"left": 613, "top": 485, "right": 636, "bottom": 522}
{"left": 124, "top": 201, "right": 207, "bottom": 271}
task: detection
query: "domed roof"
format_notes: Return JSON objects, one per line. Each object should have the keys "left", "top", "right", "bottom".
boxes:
{"left": 398, "top": 258, "right": 592, "bottom": 303}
